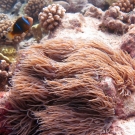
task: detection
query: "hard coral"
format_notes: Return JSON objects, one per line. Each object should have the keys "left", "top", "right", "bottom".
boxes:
{"left": 24, "top": 0, "right": 52, "bottom": 20}
{"left": 0, "top": 60, "right": 10, "bottom": 91}
{"left": 3, "top": 38, "right": 135, "bottom": 134}
{"left": 0, "top": 14, "right": 12, "bottom": 39}
{"left": 39, "top": 4, "right": 66, "bottom": 31}
{"left": 0, "top": 0, "right": 17, "bottom": 11}
{"left": 99, "top": 6, "right": 135, "bottom": 34}
{"left": 112, "top": 0, "right": 135, "bottom": 12}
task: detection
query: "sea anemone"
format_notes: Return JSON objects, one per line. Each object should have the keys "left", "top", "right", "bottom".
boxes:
{"left": 3, "top": 38, "right": 135, "bottom": 134}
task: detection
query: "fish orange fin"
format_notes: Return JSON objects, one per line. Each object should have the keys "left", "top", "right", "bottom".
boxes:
{"left": 5, "top": 32, "right": 14, "bottom": 41}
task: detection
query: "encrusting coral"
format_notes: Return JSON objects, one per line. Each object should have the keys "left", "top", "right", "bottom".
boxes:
{"left": 112, "top": 0, "right": 135, "bottom": 12}
{"left": 0, "top": 0, "right": 17, "bottom": 11}
{"left": 24, "top": 0, "right": 53, "bottom": 20}
{"left": 2, "top": 38, "right": 135, "bottom": 134}
{"left": 39, "top": 4, "right": 66, "bottom": 31}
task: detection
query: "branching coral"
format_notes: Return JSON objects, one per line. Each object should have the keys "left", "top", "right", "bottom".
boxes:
{"left": 39, "top": 4, "right": 66, "bottom": 31}
{"left": 3, "top": 38, "right": 135, "bottom": 134}
{"left": 0, "top": 0, "right": 17, "bottom": 11}
{"left": 24, "top": 0, "right": 53, "bottom": 20}
{"left": 112, "top": 0, "right": 135, "bottom": 12}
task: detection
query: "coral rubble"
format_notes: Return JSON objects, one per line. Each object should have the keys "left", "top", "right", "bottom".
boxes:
{"left": 39, "top": 4, "right": 66, "bottom": 31}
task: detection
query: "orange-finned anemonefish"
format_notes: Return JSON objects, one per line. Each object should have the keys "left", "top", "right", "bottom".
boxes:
{"left": 6, "top": 16, "right": 33, "bottom": 40}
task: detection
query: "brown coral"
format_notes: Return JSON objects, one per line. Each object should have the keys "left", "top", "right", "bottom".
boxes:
{"left": 0, "top": 0, "right": 17, "bottom": 11}
{"left": 99, "top": 6, "right": 135, "bottom": 34}
{"left": 112, "top": 0, "right": 135, "bottom": 13}
{"left": 39, "top": 4, "right": 66, "bottom": 31}
{"left": 0, "top": 60, "right": 10, "bottom": 91}
{"left": 3, "top": 38, "right": 135, "bottom": 134}
{"left": 24, "top": 0, "right": 52, "bottom": 20}
{"left": 0, "top": 14, "right": 13, "bottom": 39}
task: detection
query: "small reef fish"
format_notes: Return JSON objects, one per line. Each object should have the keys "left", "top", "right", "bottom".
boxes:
{"left": 6, "top": 16, "right": 33, "bottom": 40}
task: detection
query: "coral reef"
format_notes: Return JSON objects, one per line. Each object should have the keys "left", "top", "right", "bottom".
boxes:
{"left": 3, "top": 38, "right": 135, "bottom": 134}
{"left": 112, "top": 0, "right": 135, "bottom": 12}
{"left": 0, "top": 0, "right": 17, "bottom": 11}
{"left": 24, "top": 0, "right": 53, "bottom": 20}
{"left": 39, "top": 4, "right": 66, "bottom": 31}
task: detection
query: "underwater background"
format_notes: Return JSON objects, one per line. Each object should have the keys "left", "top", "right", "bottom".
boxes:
{"left": 1, "top": 0, "right": 135, "bottom": 135}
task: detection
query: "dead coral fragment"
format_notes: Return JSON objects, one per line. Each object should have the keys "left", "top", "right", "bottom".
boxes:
{"left": 39, "top": 4, "right": 66, "bottom": 31}
{"left": 112, "top": 0, "right": 135, "bottom": 12}
{"left": 0, "top": 0, "right": 17, "bottom": 11}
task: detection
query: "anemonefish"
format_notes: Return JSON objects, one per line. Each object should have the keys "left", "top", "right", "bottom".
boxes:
{"left": 6, "top": 16, "right": 33, "bottom": 40}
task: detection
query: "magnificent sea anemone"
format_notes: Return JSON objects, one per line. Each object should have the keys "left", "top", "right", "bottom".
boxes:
{"left": 1, "top": 38, "right": 135, "bottom": 135}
